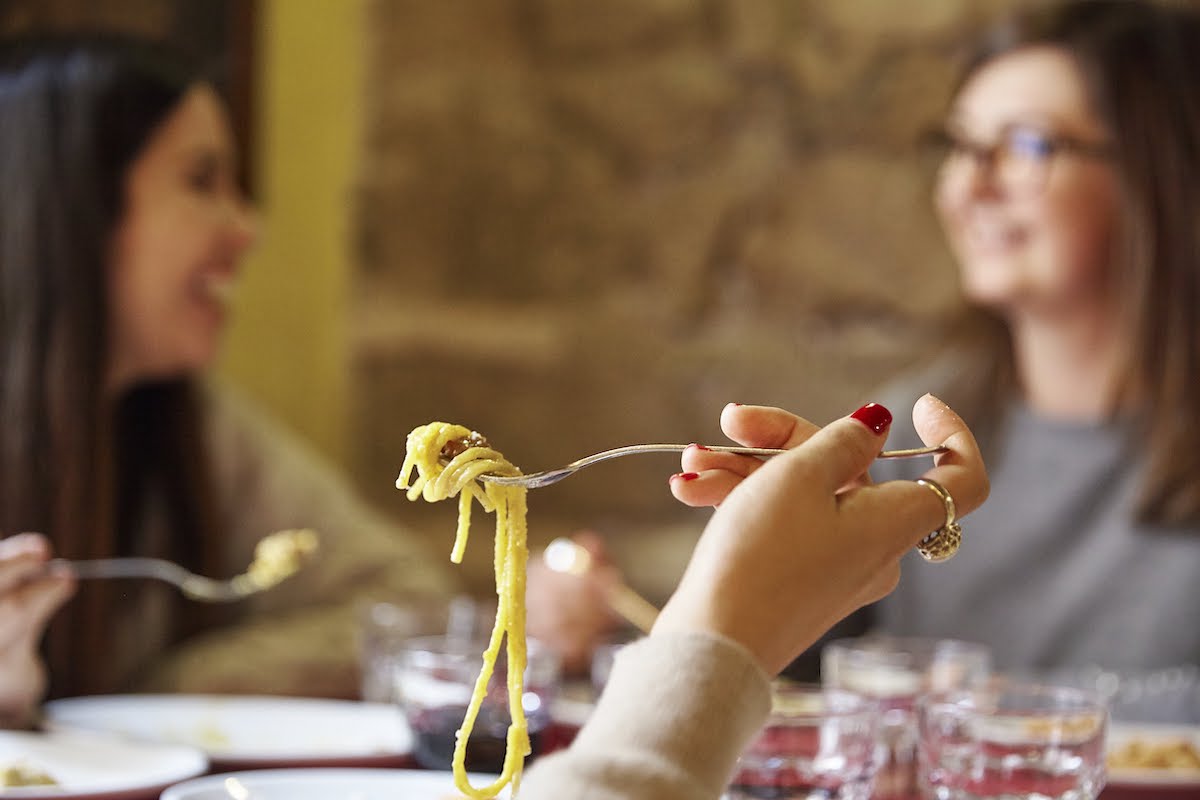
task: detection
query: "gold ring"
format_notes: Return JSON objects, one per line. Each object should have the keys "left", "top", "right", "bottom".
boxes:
{"left": 914, "top": 478, "right": 962, "bottom": 563}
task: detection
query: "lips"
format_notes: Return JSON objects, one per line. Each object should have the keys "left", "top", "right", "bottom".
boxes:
{"left": 192, "top": 266, "right": 239, "bottom": 310}
{"left": 957, "top": 217, "right": 1029, "bottom": 258}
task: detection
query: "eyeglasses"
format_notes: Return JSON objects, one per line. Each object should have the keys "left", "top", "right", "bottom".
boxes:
{"left": 920, "top": 123, "right": 1113, "bottom": 196}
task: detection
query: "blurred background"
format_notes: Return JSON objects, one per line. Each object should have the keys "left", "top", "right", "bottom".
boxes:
{"left": 0, "top": 0, "right": 1037, "bottom": 599}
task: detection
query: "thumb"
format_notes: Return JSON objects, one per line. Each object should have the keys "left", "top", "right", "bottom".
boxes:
{"left": 796, "top": 403, "right": 893, "bottom": 493}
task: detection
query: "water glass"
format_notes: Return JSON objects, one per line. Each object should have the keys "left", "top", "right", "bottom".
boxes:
{"left": 917, "top": 680, "right": 1108, "bottom": 800}
{"left": 822, "top": 636, "right": 992, "bottom": 799}
{"left": 727, "top": 683, "right": 882, "bottom": 800}
{"left": 358, "top": 595, "right": 492, "bottom": 703}
{"left": 395, "top": 634, "right": 561, "bottom": 773}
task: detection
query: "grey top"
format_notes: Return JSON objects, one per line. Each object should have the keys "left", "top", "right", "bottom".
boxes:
{"left": 870, "top": 386, "right": 1200, "bottom": 673}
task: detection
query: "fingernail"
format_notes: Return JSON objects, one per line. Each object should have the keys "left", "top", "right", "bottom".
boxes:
{"left": 0, "top": 533, "right": 45, "bottom": 558}
{"left": 850, "top": 402, "right": 892, "bottom": 435}
{"left": 670, "top": 472, "right": 700, "bottom": 482}
{"left": 688, "top": 443, "right": 711, "bottom": 451}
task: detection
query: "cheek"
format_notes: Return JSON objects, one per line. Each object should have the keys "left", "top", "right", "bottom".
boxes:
{"left": 1036, "top": 176, "right": 1118, "bottom": 290}
{"left": 932, "top": 180, "right": 970, "bottom": 248}
{"left": 110, "top": 232, "right": 170, "bottom": 318}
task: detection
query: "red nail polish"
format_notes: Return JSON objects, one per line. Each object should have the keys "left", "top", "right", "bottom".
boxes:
{"left": 689, "top": 443, "right": 711, "bottom": 451}
{"left": 671, "top": 472, "right": 700, "bottom": 482}
{"left": 850, "top": 402, "right": 892, "bottom": 435}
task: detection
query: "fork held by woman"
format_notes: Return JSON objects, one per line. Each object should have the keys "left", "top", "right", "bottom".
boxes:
{"left": 445, "top": 440, "right": 948, "bottom": 489}
{"left": 51, "top": 528, "right": 320, "bottom": 603}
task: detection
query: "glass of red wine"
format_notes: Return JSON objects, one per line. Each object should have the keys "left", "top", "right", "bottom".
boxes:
{"left": 395, "top": 634, "right": 561, "bottom": 774}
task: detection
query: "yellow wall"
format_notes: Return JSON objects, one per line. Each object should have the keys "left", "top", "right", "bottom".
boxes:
{"left": 217, "top": 0, "right": 364, "bottom": 466}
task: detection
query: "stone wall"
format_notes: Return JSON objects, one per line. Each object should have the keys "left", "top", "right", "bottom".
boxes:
{"left": 352, "top": 0, "right": 1037, "bottom": 595}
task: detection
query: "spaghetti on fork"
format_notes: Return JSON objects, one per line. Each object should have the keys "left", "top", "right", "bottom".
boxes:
{"left": 396, "top": 422, "right": 529, "bottom": 799}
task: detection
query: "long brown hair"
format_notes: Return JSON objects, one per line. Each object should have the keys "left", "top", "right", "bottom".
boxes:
{"left": 0, "top": 35, "right": 226, "bottom": 696}
{"left": 942, "top": 0, "right": 1200, "bottom": 527}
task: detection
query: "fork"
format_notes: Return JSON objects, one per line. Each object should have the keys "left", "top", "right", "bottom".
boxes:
{"left": 543, "top": 537, "right": 659, "bottom": 633}
{"left": 474, "top": 443, "right": 948, "bottom": 489}
{"left": 51, "top": 528, "right": 319, "bottom": 603}
{"left": 52, "top": 557, "right": 267, "bottom": 602}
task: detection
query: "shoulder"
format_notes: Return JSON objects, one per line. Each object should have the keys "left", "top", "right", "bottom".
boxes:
{"left": 200, "top": 381, "right": 354, "bottom": 507}
{"left": 203, "top": 382, "right": 325, "bottom": 463}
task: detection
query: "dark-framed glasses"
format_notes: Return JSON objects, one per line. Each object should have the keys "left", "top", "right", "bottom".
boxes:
{"left": 919, "top": 123, "right": 1113, "bottom": 195}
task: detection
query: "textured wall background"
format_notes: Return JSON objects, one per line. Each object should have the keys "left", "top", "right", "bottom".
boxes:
{"left": 351, "top": 0, "right": 1037, "bottom": 595}
{"left": 1, "top": 0, "right": 1083, "bottom": 599}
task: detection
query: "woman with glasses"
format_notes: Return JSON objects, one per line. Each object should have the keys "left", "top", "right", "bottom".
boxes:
{"left": 852, "top": 0, "right": 1200, "bottom": 674}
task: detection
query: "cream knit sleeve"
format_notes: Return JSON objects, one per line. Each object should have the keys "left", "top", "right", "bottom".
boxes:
{"left": 521, "top": 631, "right": 771, "bottom": 800}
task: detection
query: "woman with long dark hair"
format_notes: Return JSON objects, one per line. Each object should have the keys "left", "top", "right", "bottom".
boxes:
{"left": 0, "top": 34, "right": 451, "bottom": 727}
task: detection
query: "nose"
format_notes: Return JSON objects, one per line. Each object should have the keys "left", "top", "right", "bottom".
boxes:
{"left": 228, "top": 196, "right": 260, "bottom": 252}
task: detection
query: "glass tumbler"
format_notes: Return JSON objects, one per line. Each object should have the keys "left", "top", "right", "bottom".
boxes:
{"left": 358, "top": 595, "right": 493, "bottom": 703}
{"left": 395, "top": 634, "right": 561, "bottom": 773}
{"left": 917, "top": 680, "right": 1108, "bottom": 800}
{"left": 727, "top": 683, "right": 882, "bottom": 800}
{"left": 822, "top": 636, "right": 992, "bottom": 800}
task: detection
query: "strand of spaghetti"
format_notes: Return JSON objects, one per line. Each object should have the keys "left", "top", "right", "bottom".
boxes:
{"left": 499, "top": 486, "right": 530, "bottom": 794}
{"left": 395, "top": 423, "right": 531, "bottom": 799}
{"left": 453, "top": 484, "right": 530, "bottom": 798}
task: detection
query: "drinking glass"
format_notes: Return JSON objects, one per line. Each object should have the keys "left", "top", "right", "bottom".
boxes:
{"left": 395, "top": 634, "right": 561, "bottom": 773}
{"left": 358, "top": 595, "right": 492, "bottom": 703}
{"left": 822, "top": 636, "right": 992, "bottom": 799}
{"left": 727, "top": 683, "right": 882, "bottom": 800}
{"left": 917, "top": 680, "right": 1108, "bottom": 800}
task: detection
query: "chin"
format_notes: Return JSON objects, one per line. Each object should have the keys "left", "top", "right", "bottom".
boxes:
{"left": 149, "top": 346, "right": 220, "bottom": 382}
{"left": 957, "top": 264, "right": 1026, "bottom": 308}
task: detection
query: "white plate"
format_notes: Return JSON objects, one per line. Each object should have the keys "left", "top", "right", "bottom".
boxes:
{"left": 0, "top": 728, "right": 205, "bottom": 799}
{"left": 1107, "top": 722, "right": 1200, "bottom": 789}
{"left": 43, "top": 695, "right": 411, "bottom": 769}
{"left": 160, "top": 768, "right": 510, "bottom": 800}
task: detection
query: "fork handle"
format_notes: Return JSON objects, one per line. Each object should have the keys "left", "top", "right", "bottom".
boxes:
{"left": 653, "top": 444, "right": 948, "bottom": 459}
{"left": 50, "top": 557, "right": 180, "bottom": 580}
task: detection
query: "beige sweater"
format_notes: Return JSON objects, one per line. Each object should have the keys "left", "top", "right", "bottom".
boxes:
{"left": 522, "top": 632, "right": 771, "bottom": 800}
{"left": 108, "top": 384, "right": 456, "bottom": 697}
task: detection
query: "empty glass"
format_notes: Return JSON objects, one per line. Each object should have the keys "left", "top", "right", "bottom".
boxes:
{"left": 917, "top": 680, "right": 1108, "bottom": 800}
{"left": 822, "top": 636, "right": 992, "bottom": 799}
{"left": 727, "top": 683, "right": 882, "bottom": 800}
